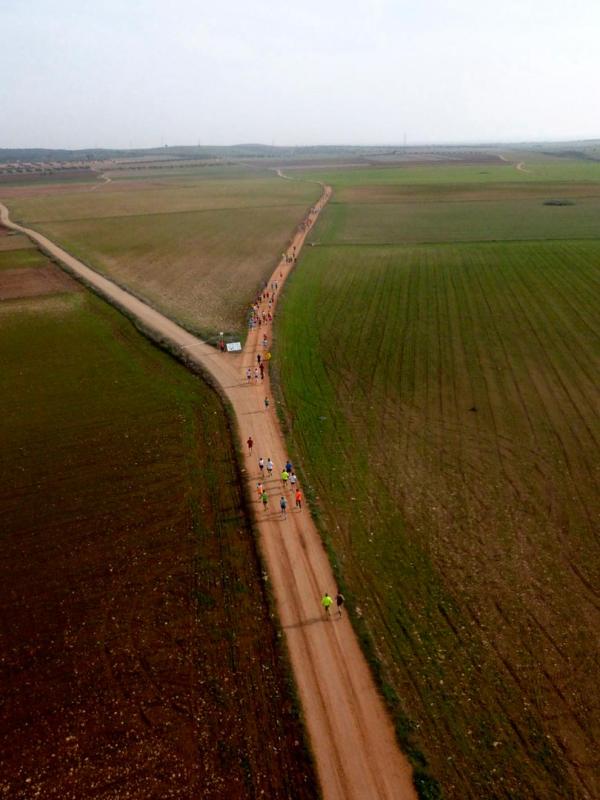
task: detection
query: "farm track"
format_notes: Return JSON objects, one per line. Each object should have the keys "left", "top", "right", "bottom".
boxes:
{"left": 0, "top": 192, "right": 416, "bottom": 800}
{"left": 89, "top": 173, "right": 112, "bottom": 191}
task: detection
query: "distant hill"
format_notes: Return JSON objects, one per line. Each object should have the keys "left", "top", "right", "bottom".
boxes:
{"left": 0, "top": 143, "right": 501, "bottom": 164}
{"left": 1, "top": 139, "right": 598, "bottom": 164}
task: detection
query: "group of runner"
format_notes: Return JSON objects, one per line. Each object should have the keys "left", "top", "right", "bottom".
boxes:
{"left": 321, "top": 591, "right": 345, "bottom": 619}
{"left": 250, "top": 450, "right": 303, "bottom": 519}
{"left": 246, "top": 210, "right": 344, "bottom": 621}
{"left": 248, "top": 281, "right": 280, "bottom": 329}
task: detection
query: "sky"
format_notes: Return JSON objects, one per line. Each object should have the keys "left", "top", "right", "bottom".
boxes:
{"left": 1, "top": 0, "right": 599, "bottom": 149}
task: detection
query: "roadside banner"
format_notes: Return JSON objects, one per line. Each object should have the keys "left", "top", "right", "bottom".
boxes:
{"left": 226, "top": 342, "right": 242, "bottom": 352}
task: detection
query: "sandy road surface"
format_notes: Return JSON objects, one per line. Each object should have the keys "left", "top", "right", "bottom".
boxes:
{"left": 89, "top": 173, "right": 112, "bottom": 191}
{"left": 497, "top": 154, "right": 532, "bottom": 173}
{"left": 0, "top": 192, "right": 416, "bottom": 800}
{"left": 515, "top": 161, "right": 532, "bottom": 173}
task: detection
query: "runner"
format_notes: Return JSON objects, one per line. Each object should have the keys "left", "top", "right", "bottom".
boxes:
{"left": 266, "top": 457, "right": 274, "bottom": 477}
{"left": 336, "top": 592, "right": 345, "bottom": 618}
{"left": 264, "top": 396, "right": 270, "bottom": 412}
{"left": 280, "top": 496, "right": 288, "bottom": 519}
{"left": 285, "top": 459, "right": 293, "bottom": 474}
{"left": 256, "top": 481, "right": 263, "bottom": 499}
{"left": 259, "top": 362, "right": 265, "bottom": 381}
{"left": 258, "top": 457, "right": 265, "bottom": 477}
{"left": 247, "top": 435, "right": 253, "bottom": 454}
{"left": 257, "top": 353, "right": 261, "bottom": 365}
{"left": 289, "top": 471, "right": 297, "bottom": 490}
{"left": 261, "top": 490, "right": 269, "bottom": 512}
{"left": 246, "top": 367, "right": 251, "bottom": 383}
{"left": 281, "top": 468, "right": 289, "bottom": 489}
{"left": 295, "top": 488, "right": 302, "bottom": 511}
{"left": 321, "top": 592, "right": 333, "bottom": 618}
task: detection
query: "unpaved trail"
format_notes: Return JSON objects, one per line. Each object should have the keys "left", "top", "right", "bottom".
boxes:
{"left": 497, "top": 154, "right": 532, "bottom": 173}
{"left": 0, "top": 192, "right": 417, "bottom": 800}
{"left": 516, "top": 161, "right": 532, "bottom": 173}
{"left": 89, "top": 173, "right": 112, "bottom": 191}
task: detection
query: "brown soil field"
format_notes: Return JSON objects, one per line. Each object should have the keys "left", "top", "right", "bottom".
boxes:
{"left": 0, "top": 264, "right": 80, "bottom": 299}
{"left": 0, "top": 230, "right": 34, "bottom": 251}
{"left": 0, "top": 291, "right": 318, "bottom": 800}
{"left": 0, "top": 169, "right": 96, "bottom": 185}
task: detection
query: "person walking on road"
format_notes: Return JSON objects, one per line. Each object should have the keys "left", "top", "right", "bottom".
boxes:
{"left": 280, "top": 496, "right": 288, "bottom": 519}
{"left": 267, "top": 458, "right": 274, "bottom": 478}
{"left": 281, "top": 469, "right": 289, "bottom": 490}
{"left": 258, "top": 457, "right": 265, "bottom": 477}
{"left": 247, "top": 435, "right": 254, "bottom": 455}
{"left": 336, "top": 592, "right": 345, "bottom": 618}
{"left": 295, "top": 489, "right": 302, "bottom": 511}
{"left": 261, "top": 490, "right": 269, "bottom": 512}
{"left": 322, "top": 592, "right": 333, "bottom": 618}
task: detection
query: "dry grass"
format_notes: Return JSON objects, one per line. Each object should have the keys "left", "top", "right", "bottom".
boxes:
{"left": 4, "top": 166, "right": 320, "bottom": 337}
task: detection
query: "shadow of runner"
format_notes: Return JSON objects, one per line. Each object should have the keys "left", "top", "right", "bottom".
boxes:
{"left": 283, "top": 617, "right": 323, "bottom": 630}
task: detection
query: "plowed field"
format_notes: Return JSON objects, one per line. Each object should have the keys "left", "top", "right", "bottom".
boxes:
{"left": 0, "top": 282, "right": 317, "bottom": 798}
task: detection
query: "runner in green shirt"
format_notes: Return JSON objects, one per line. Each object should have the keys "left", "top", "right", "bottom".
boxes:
{"left": 321, "top": 592, "right": 333, "bottom": 618}
{"left": 281, "top": 469, "right": 289, "bottom": 489}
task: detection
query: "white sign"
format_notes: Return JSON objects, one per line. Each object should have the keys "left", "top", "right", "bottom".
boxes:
{"left": 226, "top": 342, "right": 242, "bottom": 352}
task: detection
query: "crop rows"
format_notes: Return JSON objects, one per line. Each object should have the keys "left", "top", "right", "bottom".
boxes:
{"left": 277, "top": 239, "right": 600, "bottom": 799}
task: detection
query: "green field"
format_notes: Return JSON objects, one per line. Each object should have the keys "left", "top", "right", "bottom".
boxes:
{"left": 276, "top": 161, "right": 600, "bottom": 799}
{"left": 314, "top": 195, "right": 600, "bottom": 244}
{"left": 0, "top": 273, "right": 317, "bottom": 797}
{"left": 295, "top": 155, "right": 600, "bottom": 186}
{"left": 0, "top": 247, "right": 49, "bottom": 270}
{"left": 3, "top": 165, "right": 320, "bottom": 339}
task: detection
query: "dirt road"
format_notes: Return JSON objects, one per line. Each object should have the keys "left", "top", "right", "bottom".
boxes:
{"left": 89, "top": 173, "right": 112, "bottom": 191}
{"left": 0, "top": 193, "right": 416, "bottom": 800}
{"left": 516, "top": 161, "right": 531, "bottom": 173}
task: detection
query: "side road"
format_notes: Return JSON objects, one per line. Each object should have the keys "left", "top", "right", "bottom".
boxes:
{"left": 0, "top": 194, "right": 417, "bottom": 800}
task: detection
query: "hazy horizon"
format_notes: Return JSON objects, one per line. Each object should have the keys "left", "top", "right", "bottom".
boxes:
{"left": 2, "top": 0, "right": 599, "bottom": 150}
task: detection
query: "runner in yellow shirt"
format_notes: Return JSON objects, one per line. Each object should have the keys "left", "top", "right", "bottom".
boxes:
{"left": 321, "top": 592, "right": 333, "bottom": 618}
